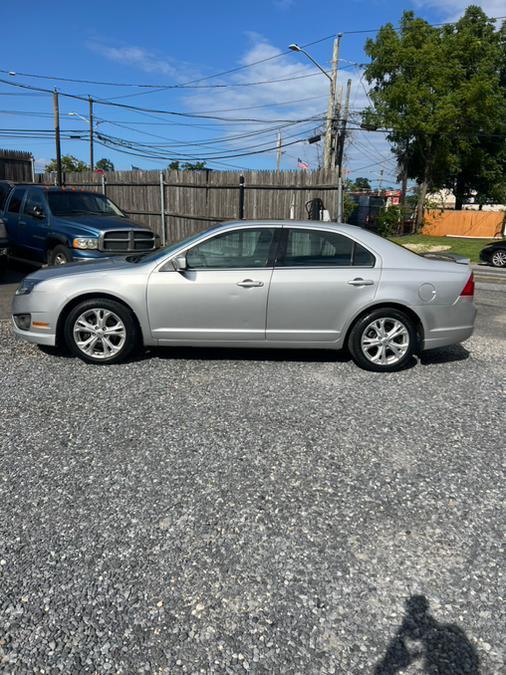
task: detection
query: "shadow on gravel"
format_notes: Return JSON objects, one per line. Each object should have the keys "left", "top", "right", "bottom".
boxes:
{"left": 420, "top": 344, "right": 470, "bottom": 366}
{"left": 375, "top": 595, "right": 480, "bottom": 675}
{"left": 149, "top": 345, "right": 352, "bottom": 363}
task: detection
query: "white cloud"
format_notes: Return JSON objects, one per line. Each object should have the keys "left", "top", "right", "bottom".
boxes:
{"left": 414, "top": 0, "right": 505, "bottom": 21}
{"left": 88, "top": 42, "right": 182, "bottom": 78}
{"left": 182, "top": 36, "right": 382, "bottom": 171}
{"left": 34, "top": 157, "right": 49, "bottom": 172}
{"left": 274, "top": 0, "right": 295, "bottom": 9}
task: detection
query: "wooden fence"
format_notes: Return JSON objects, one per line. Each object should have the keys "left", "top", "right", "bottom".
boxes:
{"left": 0, "top": 149, "right": 33, "bottom": 182}
{"left": 38, "top": 169, "right": 339, "bottom": 242}
{"left": 423, "top": 209, "right": 505, "bottom": 238}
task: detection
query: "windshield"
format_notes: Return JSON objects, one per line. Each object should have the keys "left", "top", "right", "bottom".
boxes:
{"left": 47, "top": 191, "right": 126, "bottom": 217}
{"left": 126, "top": 225, "right": 222, "bottom": 264}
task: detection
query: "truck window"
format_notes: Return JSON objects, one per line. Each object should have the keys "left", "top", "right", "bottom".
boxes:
{"left": 23, "top": 190, "right": 47, "bottom": 216}
{"left": 7, "top": 188, "right": 25, "bottom": 214}
{"left": 47, "top": 192, "right": 125, "bottom": 217}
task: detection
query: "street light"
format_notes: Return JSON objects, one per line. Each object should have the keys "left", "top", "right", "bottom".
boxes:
{"left": 288, "top": 44, "right": 332, "bottom": 82}
{"left": 68, "top": 112, "right": 90, "bottom": 125}
{"left": 68, "top": 100, "right": 96, "bottom": 170}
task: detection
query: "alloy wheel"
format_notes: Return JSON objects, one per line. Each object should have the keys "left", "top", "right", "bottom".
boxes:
{"left": 491, "top": 250, "right": 506, "bottom": 267}
{"left": 72, "top": 308, "right": 127, "bottom": 360}
{"left": 360, "top": 317, "right": 410, "bottom": 366}
{"left": 54, "top": 253, "right": 68, "bottom": 265}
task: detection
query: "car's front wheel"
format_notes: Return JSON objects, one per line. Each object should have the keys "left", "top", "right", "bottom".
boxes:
{"left": 491, "top": 249, "right": 506, "bottom": 268}
{"left": 348, "top": 308, "right": 417, "bottom": 372}
{"left": 64, "top": 298, "right": 139, "bottom": 364}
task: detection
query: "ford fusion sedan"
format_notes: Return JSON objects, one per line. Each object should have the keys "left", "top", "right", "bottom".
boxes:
{"left": 12, "top": 220, "right": 476, "bottom": 372}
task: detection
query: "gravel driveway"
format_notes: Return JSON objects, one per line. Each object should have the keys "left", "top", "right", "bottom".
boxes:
{"left": 0, "top": 288, "right": 504, "bottom": 673}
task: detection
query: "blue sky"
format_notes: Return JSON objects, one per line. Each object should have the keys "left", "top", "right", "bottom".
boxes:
{"left": 0, "top": 0, "right": 502, "bottom": 186}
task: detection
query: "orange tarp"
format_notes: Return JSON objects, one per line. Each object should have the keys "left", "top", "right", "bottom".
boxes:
{"left": 423, "top": 210, "right": 505, "bottom": 238}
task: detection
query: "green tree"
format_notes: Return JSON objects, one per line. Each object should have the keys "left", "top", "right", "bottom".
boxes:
{"left": 95, "top": 158, "right": 115, "bottom": 172}
{"left": 352, "top": 177, "right": 372, "bottom": 191}
{"left": 168, "top": 160, "right": 207, "bottom": 171}
{"left": 362, "top": 7, "right": 506, "bottom": 227}
{"left": 45, "top": 155, "right": 88, "bottom": 173}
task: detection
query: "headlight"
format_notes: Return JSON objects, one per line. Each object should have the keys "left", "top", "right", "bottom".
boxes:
{"left": 15, "top": 279, "right": 42, "bottom": 295}
{"left": 73, "top": 238, "right": 98, "bottom": 250}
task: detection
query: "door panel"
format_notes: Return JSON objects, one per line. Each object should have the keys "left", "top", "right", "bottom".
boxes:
{"left": 266, "top": 268, "right": 380, "bottom": 343}
{"left": 267, "top": 227, "right": 380, "bottom": 344}
{"left": 4, "top": 187, "right": 26, "bottom": 255}
{"left": 147, "top": 269, "right": 273, "bottom": 342}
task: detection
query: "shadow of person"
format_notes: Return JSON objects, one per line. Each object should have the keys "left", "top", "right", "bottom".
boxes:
{"left": 375, "top": 595, "right": 480, "bottom": 674}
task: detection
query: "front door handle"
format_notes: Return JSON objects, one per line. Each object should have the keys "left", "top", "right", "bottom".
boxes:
{"left": 348, "top": 278, "right": 374, "bottom": 286}
{"left": 19, "top": 220, "right": 27, "bottom": 226}
{"left": 237, "top": 279, "right": 264, "bottom": 288}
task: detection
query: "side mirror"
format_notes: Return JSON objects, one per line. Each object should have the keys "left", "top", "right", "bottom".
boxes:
{"left": 32, "top": 205, "right": 45, "bottom": 219}
{"left": 171, "top": 254, "right": 187, "bottom": 272}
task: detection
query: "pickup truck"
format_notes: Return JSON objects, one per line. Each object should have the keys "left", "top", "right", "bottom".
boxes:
{"left": 0, "top": 181, "right": 13, "bottom": 273}
{"left": 0, "top": 183, "right": 160, "bottom": 265}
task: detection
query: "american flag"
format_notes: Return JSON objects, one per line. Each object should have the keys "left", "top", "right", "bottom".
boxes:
{"left": 297, "top": 158, "right": 309, "bottom": 170}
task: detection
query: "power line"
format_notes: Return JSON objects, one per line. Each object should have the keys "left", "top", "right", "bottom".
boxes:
{"left": 0, "top": 76, "right": 327, "bottom": 124}
{"left": 2, "top": 13, "right": 504, "bottom": 94}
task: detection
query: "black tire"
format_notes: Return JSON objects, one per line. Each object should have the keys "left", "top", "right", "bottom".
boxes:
{"left": 348, "top": 307, "right": 417, "bottom": 372}
{"left": 64, "top": 298, "right": 139, "bottom": 365}
{"left": 48, "top": 244, "right": 73, "bottom": 266}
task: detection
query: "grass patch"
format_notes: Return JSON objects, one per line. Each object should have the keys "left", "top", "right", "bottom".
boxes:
{"left": 390, "top": 234, "right": 498, "bottom": 262}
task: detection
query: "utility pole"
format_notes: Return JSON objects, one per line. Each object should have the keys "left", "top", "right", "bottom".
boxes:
{"left": 276, "top": 131, "right": 282, "bottom": 173}
{"left": 52, "top": 89, "right": 63, "bottom": 187}
{"left": 336, "top": 78, "right": 352, "bottom": 222}
{"left": 88, "top": 97, "right": 94, "bottom": 171}
{"left": 323, "top": 35, "right": 342, "bottom": 171}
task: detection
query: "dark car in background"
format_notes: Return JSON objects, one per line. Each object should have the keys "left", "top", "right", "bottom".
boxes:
{"left": 479, "top": 240, "right": 506, "bottom": 268}
{"left": 0, "top": 184, "right": 159, "bottom": 266}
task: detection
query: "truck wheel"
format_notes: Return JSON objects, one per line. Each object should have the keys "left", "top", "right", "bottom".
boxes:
{"left": 64, "top": 298, "right": 139, "bottom": 365}
{"left": 49, "top": 245, "right": 73, "bottom": 266}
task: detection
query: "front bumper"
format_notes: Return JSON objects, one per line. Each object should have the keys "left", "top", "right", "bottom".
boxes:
{"left": 11, "top": 292, "right": 57, "bottom": 347}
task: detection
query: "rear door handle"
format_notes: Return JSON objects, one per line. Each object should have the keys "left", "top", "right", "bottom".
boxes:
{"left": 237, "top": 279, "right": 264, "bottom": 288}
{"left": 348, "top": 278, "right": 374, "bottom": 286}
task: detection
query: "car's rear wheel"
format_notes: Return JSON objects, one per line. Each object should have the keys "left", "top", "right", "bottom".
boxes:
{"left": 348, "top": 308, "right": 417, "bottom": 372}
{"left": 491, "top": 249, "right": 506, "bottom": 268}
{"left": 49, "top": 245, "right": 73, "bottom": 266}
{"left": 64, "top": 298, "right": 138, "bottom": 364}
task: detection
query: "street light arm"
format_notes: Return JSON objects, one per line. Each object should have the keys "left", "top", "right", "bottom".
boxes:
{"left": 294, "top": 48, "right": 332, "bottom": 82}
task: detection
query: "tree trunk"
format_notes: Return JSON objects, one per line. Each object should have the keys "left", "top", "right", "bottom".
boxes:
{"left": 415, "top": 179, "right": 428, "bottom": 232}
{"left": 454, "top": 174, "right": 465, "bottom": 210}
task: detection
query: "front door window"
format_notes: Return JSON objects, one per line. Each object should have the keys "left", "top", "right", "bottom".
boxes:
{"left": 186, "top": 228, "right": 276, "bottom": 269}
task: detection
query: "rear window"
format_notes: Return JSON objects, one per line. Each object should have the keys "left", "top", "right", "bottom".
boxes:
{"left": 7, "top": 187, "right": 25, "bottom": 214}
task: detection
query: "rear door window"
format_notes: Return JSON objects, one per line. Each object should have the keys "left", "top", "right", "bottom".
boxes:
{"left": 7, "top": 187, "right": 26, "bottom": 214}
{"left": 276, "top": 228, "right": 375, "bottom": 267}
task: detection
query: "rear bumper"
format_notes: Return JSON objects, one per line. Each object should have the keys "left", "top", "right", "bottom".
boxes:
{"left": 421, "top": 298, "right": 477, "bottom": 350}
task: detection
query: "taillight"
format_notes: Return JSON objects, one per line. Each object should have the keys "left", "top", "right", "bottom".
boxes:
{"left": 460, "top": 273, "right": 474, "bottom": 297}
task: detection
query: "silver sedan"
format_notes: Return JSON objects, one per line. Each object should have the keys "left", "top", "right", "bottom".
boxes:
{"left": 11, "top": 220, "right": 477, "bottom": 372}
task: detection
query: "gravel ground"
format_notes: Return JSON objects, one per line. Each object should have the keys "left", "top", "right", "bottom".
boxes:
{"left": 0, "top": 291, "right": 504, "bottom": 673}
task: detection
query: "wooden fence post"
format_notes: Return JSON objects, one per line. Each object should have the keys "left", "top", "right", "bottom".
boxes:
{"left": 238, "top": 175, "right": 245, "bottom": 219}
{"left": 159, "top": 171, "right": 166, "bottom": 245}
